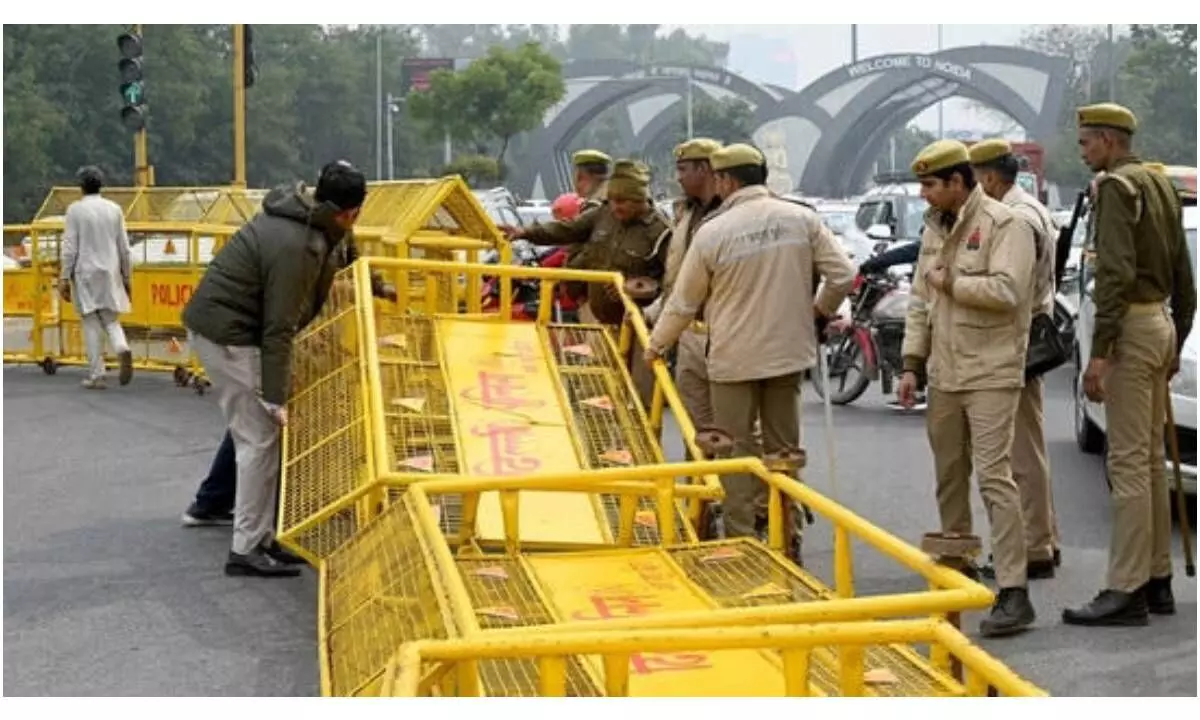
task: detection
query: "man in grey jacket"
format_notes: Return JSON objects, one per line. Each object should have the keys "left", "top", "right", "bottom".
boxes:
{"left": 182, "top": 161, "right": 367, "bottom": 577}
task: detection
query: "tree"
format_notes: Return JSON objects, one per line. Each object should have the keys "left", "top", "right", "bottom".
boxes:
{"left": 872, "top": 125, "right": 937, "bottom": 176}
{"left": 1119, "top": 24, "right": 1196, "bottom": 165}
{"left": 407, "top": 42, "right": 566, "bottom": 174}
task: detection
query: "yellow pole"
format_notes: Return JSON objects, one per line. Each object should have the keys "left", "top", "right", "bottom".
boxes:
{"left": 133, "top": 24, "right": 151, "bottom": 187}
{"left": 232, "top": 23, "right": 247, "bottom": 189}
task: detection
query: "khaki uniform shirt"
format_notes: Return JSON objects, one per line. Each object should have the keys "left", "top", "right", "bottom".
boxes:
{"left": 1001, "top": 184, "right": 1057, "bottom": 316}
{"left": 524, "top": 203, "right": 670, "bottom": 323}
{"left": 1090, "top": 155, "right": 1196, "bottom": 357}
{"left": 645, "top": 195, "right": 723, "bottom": 325}
{"left": 902, "top": 185, "right": 1036, "bottom": 392}
{"left": 649, "top": 185, "right": 856, "bottom": 383}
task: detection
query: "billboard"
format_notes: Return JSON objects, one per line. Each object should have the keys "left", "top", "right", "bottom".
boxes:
{"left": 400, "top": 58, "right": 455, "bottom": 96}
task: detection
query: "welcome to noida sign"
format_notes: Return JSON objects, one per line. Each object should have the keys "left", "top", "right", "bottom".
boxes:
{"left": 845, "top": 54, "right": 974, "bottom": 82}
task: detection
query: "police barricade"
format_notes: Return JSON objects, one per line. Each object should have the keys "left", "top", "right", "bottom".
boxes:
{"left": 276, "top": 258, "right": 721, "bottom": 564}
{"left": 2, "top": 186, "right": 264, "bottom": 386}
{"left": 312, "top": 461, "right": 1045, "bottom": 697}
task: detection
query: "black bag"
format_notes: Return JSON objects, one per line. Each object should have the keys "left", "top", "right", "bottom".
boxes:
{"left": 1025, "top": 311, "right": 1068, "bottom": 380}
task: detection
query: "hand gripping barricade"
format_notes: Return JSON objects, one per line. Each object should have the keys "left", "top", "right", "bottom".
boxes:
{"left": 277, "top": 254, "right": 1048, "bottom": 698}
{"left": 3, "top": 186, "right": 264, "bottom": 390}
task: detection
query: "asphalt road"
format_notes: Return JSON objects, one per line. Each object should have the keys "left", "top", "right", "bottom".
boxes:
{"left": 3, "top": 362, "right": 1196, "bottom": 697}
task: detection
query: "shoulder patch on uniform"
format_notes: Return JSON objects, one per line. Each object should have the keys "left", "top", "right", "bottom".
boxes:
{"left": 1097, "top": 172, "right": 1138, "bottom": 198}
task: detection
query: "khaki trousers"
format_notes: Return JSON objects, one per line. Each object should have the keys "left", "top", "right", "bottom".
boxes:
{"left": 1011, "top": 377, "right": 1059, "bottom": 562}
{"left": 1104, "top": 304, "right": 1175, "bottom": 592}
{"left": 927, "top": 387, "right": 1028, "bottom": 588}
{"left": 674, "top": 329, "right": 714, "bottom": 430}
{"left": 709, "top": 372, "right": 802, "bottom": 538}
{"left": 190, "top": 332, "right": 282, "bottom": 556}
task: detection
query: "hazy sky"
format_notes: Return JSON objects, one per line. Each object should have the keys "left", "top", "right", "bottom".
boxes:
{"left": 669, "top": 24, "right": 1064, "bottom": 136}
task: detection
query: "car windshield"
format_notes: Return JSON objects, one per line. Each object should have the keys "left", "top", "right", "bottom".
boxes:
{"left": 821, "top": 210, "right": 856, "bottom": 236}
{"left": 902, "top": 198, "right": 928, "bottom": 238}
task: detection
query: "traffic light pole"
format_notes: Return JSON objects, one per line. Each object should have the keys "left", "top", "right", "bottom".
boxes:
{"left": 233, "top": 24, "right": 247, "bottom": 189}
{"left": 133, "top": 24, "right": 151, "bottom": 187}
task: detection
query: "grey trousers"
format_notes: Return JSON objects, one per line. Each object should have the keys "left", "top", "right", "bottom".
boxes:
{"left": 81, "top": 309, "right": 129, "bottom": 380}
{"left": 189, "top": 332, "right": 281, "bottom": 555}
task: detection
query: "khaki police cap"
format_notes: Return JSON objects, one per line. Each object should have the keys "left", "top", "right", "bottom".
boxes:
{"left": 968, "top": 138, "right": 1013, "bottom": 166}
{"left": 1077, "top": 103, "right": 1138, "bottom": 134}
{"left": 608, "top": 159, "right": 651, "bottom": 199}
{"left": 710, "top": 143, "right": 765, "bottom": 172}
{"left": 674, "top": 138, "right": 723, "bottom": 162}
{"left": 572, "top": 149, "right": 613, "bottom": 167}
{"left": 911, "top": 140, "right": 971, "bottom": 176}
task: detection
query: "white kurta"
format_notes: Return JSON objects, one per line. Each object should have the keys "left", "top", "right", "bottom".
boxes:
{"left": 60, "top": 194, "right": 132, "bottom": 315}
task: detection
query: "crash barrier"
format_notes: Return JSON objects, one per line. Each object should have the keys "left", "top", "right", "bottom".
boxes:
{"left": 2, "top": 177, "right": 509, "bottom": 389}
{"left": 2, "top": 186, "right": 263, "bottom": 386}
{"left": 315, "top": 464, "right": 1046, "bottom": 697}
{"left": 277, "top": 257, "right": 722, "bottom": 565}
{"left": 381, "top": 621, "right": 1045, "bottom": 698}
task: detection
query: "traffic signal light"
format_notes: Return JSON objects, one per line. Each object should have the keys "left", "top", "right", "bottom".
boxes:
{"left": 117, "top": 31, "right": 146, "bottom": 132}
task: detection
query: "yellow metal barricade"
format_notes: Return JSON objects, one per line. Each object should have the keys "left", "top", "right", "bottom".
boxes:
{"left": 2, "top": 186, "right": 262, "bottom": 384}
{"left": 314, "top": 459, "right": 1045, "bottom": 697}
{"left": 380, "top": 620, "right": 1047, "bottom": 697}
{"left": 277, "top": 257, "right": 722, "bottom": 565}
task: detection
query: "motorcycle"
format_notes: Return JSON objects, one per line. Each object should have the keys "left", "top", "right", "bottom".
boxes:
{"left": 480, "top": 240, "right": 564, "bottom": 320}
{"left": 809, "top": 269, "right": 912, "bottom": 406}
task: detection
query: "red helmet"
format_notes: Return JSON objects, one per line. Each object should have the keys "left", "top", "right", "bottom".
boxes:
{"left": 551, "top": 193, "right": 584, "bottom": 221}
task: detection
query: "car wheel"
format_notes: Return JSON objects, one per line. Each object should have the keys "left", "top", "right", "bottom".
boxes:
{"left": 1073, "top": 364, "right": 1104, "bottom": 454}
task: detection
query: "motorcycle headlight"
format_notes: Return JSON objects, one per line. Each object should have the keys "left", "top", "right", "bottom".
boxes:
{"left": 1171, "top": 355, "right": 1197, "bottom": 398}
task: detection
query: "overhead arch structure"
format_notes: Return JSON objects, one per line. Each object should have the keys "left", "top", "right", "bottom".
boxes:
{"left": 762, "top": 46, "right": 1072, "bottom": 197}
{"left": 510, "top": 59, "right": 786, "bottom": 200}
{"left": 511, "top": 48, "right": 1070, "bottom": 200}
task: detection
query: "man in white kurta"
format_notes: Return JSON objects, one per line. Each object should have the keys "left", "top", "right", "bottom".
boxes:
{"left": 58, "top": 166, "right": 134, "bottom": 388}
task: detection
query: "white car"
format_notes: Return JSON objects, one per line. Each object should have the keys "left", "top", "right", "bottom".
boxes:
{"left": 1072, "top": 204, "right": 1197, "bottom": 494}
{"left": 815, "top": 201, "right": 876, "bottom": 266}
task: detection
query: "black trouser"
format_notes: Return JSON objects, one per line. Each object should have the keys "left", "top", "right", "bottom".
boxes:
{"left": 193, "top": 430, "right": 236, "bottom": 513}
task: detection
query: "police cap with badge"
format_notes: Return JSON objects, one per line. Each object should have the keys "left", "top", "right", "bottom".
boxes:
{"left": 1076, "top": 103, "right": 1138, "bottom": 135}
{"left": 910, "top": 139, "right": 971, "bottom": 177}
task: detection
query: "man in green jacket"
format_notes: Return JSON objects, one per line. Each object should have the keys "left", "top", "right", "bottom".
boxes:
{"left": 183, "top": 161, "right": 368, "bottom": 577}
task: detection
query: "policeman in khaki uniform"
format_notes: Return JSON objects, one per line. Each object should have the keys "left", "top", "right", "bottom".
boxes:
{"left": 646, "top": 144, "right": 855, "bottom": 540}
{"left": 572, "top": 149, "right": 612, "bottom": 211}
{"left": 560, "top": 149, "right": 614, "bottom": 306}
{"left": 644, "top": 138, "right": 725, "bottom": 430}
{"left": 1066, "top": 104, "right": 1195, "bottom": 627}
{"left": 506, "top": 160, "right": 670, "bottom": 404}
{"left": 898, "top": 140, "right": 1037, "bottom": 637}
{"left": 968, "top": 139, "right": 1062, "bottom": 581}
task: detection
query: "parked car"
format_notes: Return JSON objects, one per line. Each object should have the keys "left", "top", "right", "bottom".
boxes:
{"left": 1071, "top": 203, "right": 1197, "bottom": 495}
{"left": 854, "top": 174, "right": 929, "bottom": 246}
{"left": 815, "top": 200, "right": 876, "bottom": 267}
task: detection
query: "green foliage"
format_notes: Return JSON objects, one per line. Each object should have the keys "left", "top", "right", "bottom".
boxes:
{"left": 1, "top": 24, "right": 432, "bottom": 222}
{"left": 1, "top": 23, "right": 731, "bottom": 220}
{"left": 407, "top": 42, "right": 565, "bottom": 173}
{"left": 1119, "top": 24, "right": 1197, "bottom": 166}
{"left": 1015, "top": 24, "right": 1195, "bottom": 193}
{"left": 443, "top": 154, "right": 500, "bottom": 186}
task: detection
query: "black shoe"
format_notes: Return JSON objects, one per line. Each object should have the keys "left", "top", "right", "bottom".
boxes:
{"left": 181, "top": 502, "right": 233, "bottom": 527}
{"left": 979, "top": 556, "right": 1056, "bottom": 581}
{"left": 262, "top": 540, "right": 307, "bottom": 566}
{"left": 1062, "top": 589, "right": 1149, "bottom": 627}
{"left": 979, "top": 586, "right": 1036, "bottom": 637}
{"left": 118, "top": 350, "right": 134, "bottom": 386}
{"left": 1138, "top": 576, "right": 1175, "bottom": 615}
{"left": 1053, "top": 547, "right": 1062, "bottom": 567}
{"left": 225, "top": 547, "right": 302, "bottom": 577}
